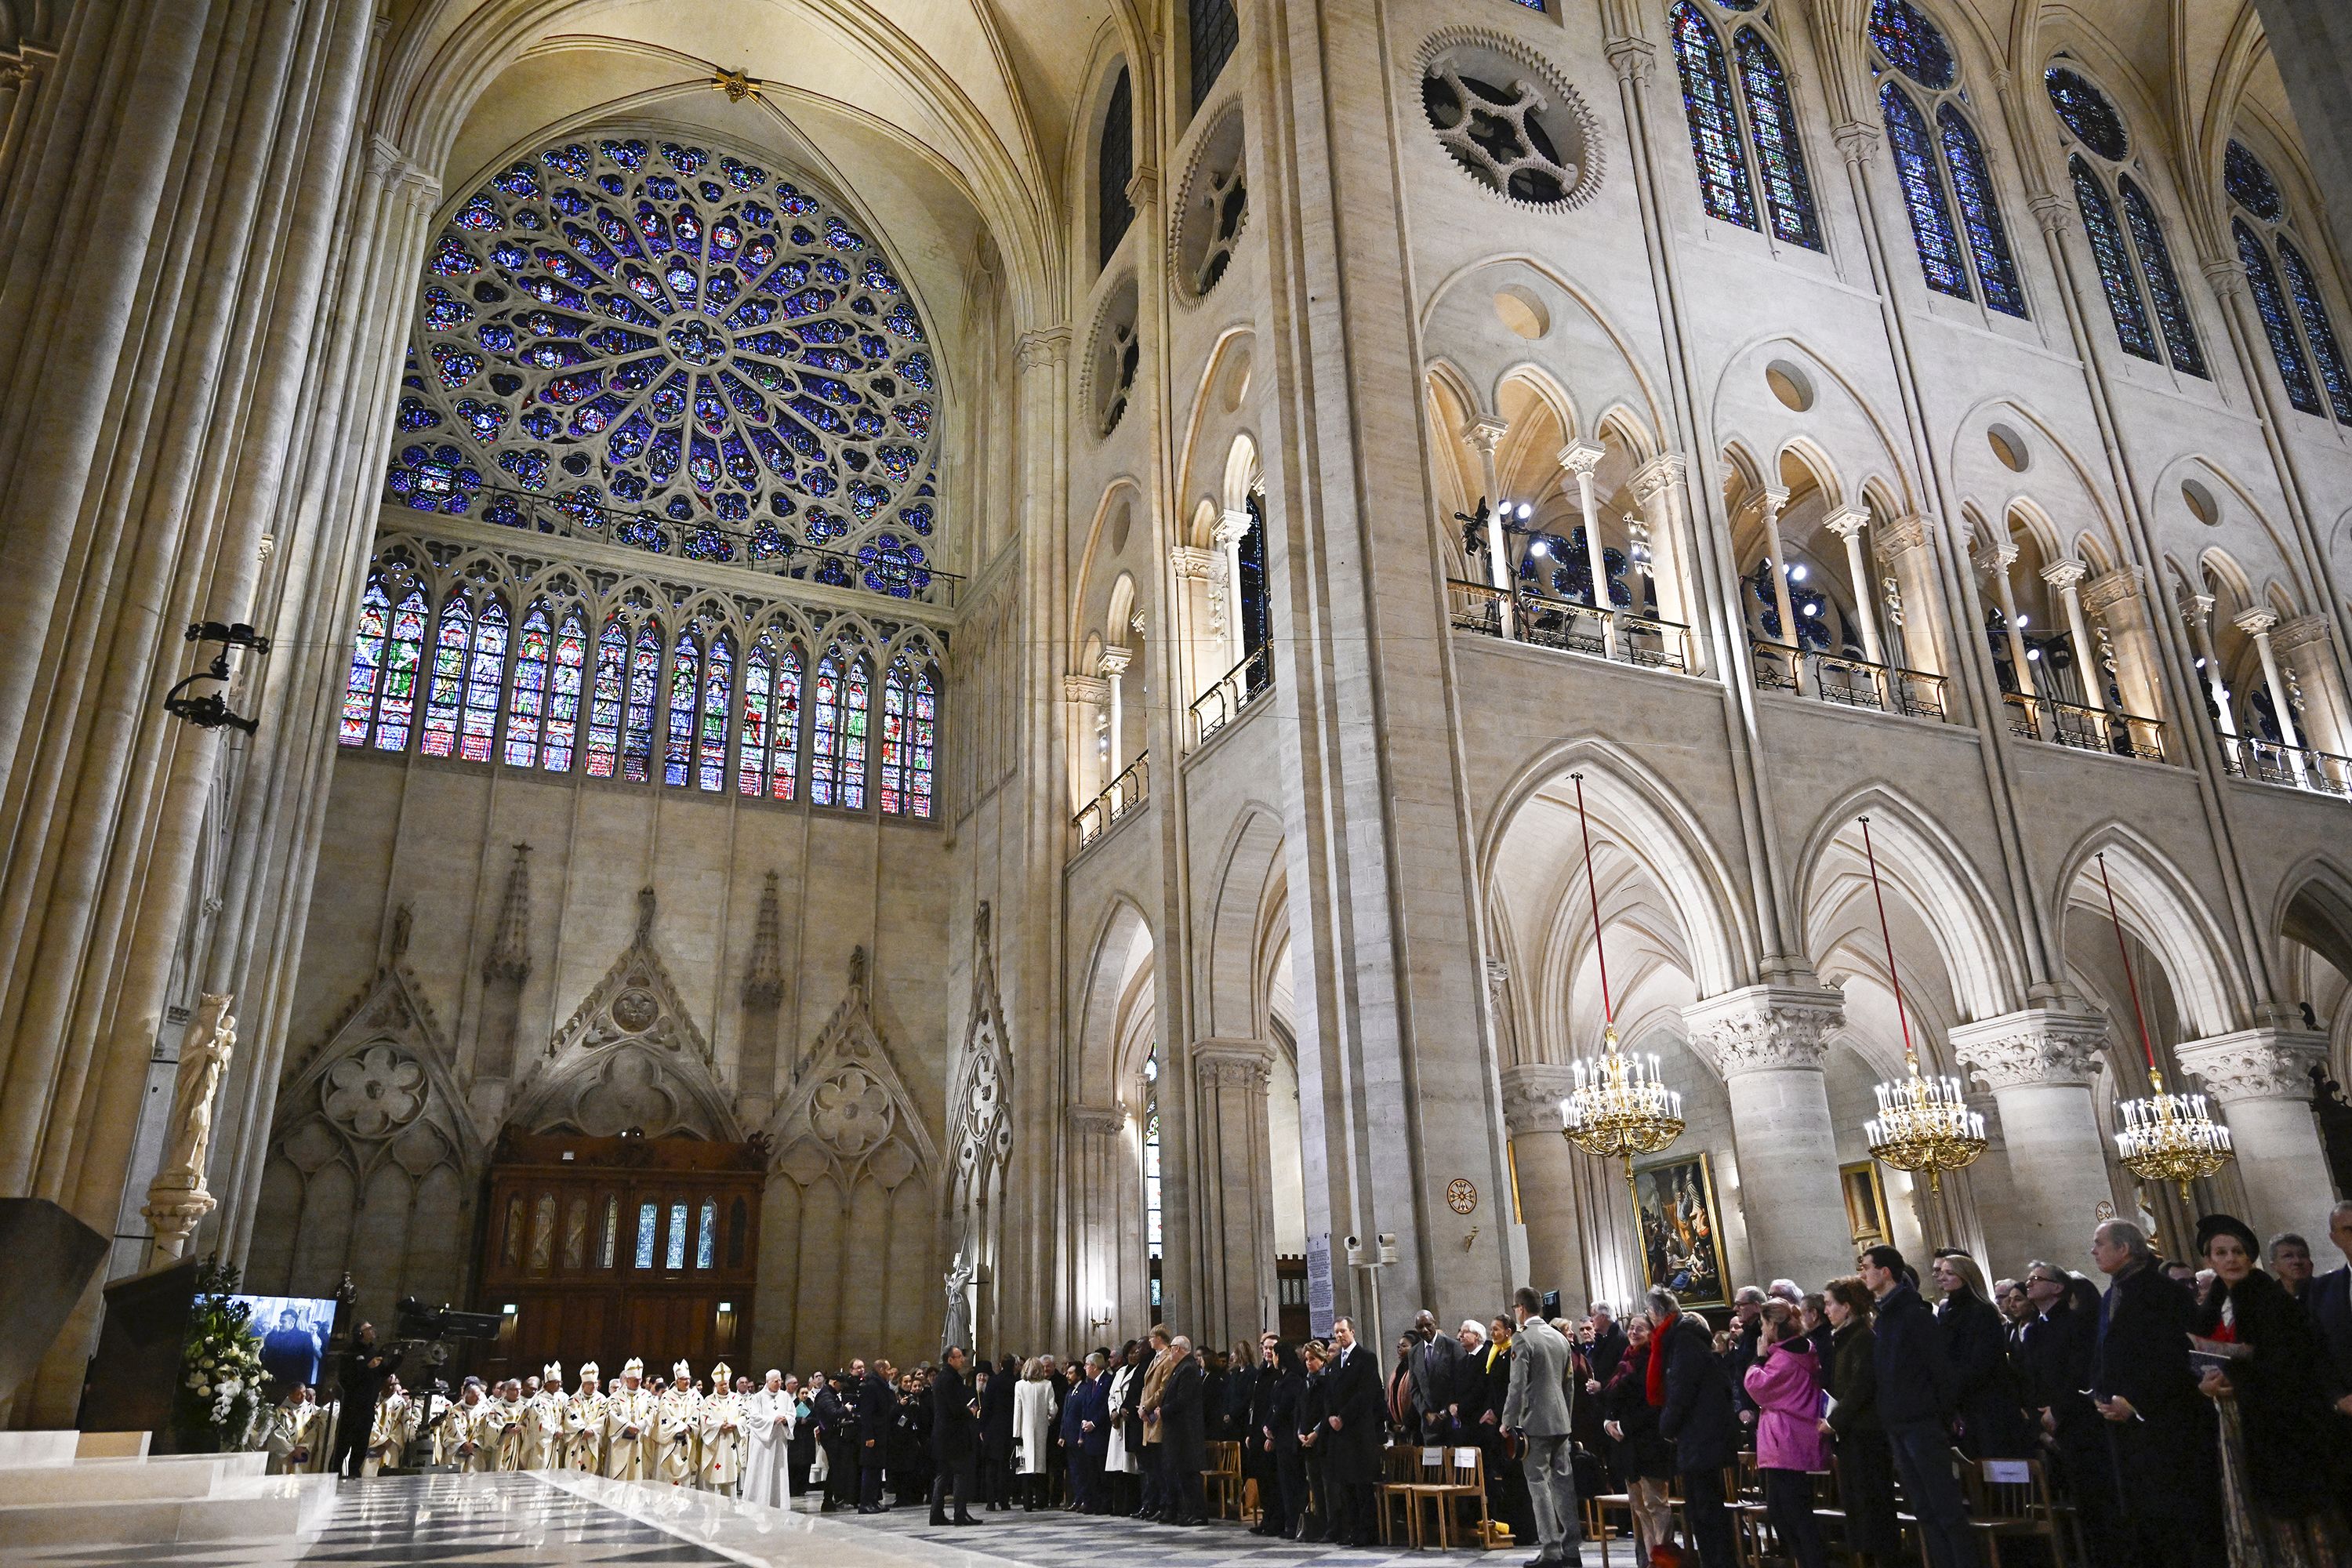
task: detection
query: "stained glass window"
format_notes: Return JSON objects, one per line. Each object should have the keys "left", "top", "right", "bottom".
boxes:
{"left": 2277, "top": 238, "right": 2352, "bottom": 423}
{"left": 600, "top": 1195, "right": 619, "bottom": 1269}
{"left": 460, "top": 599, "right": 508, "bottom": 762}
{"left": 1881, "top": 83, "right": 1969, "bottom": 299}
{"left": 1735, "top": 29, "right": 1821, "bottom": 249}
{"left": 696, "top": 1199, "right": 716, "bottom": 1269}
{"left": 623, "top": 621, "right": 661, "bottom": 782}
{"left": 1938, "top": 106, "right": 2026, "bottom": 317}
{"left": 2045, "top": 66, "right": 2127, "bottom": 161}
{"left": 2071, "top": 156, "right": 2157, "bottom": 361}
{"left": 419, "top": 595, "right": 474, "bottom": 757}
{"left": 698, "top": 633, "right": 732, "bottom": 791}
{"left": 547, "top": 607, "right": 586, "bottom": 771}
{"left": 634, "top": 1201, "right": 657, "bottom": 1269}
{"left": 1100, "top": 67, "right": 1135, "bottom": 269}
{"left": 1189, "top": 0, "right": 1238, "bottom": 113}
{"left": 879, "top": 656, "right": 936, "bottom": 818}
{"left": 505, "top": 602, "right": 552, "bottom": 767}
{"left": 341, "top": 577, "right": 391, "bottom": 747}
{"left": 1671, "top": 2, "right": 1757, "bottom": 231}
{"left": 840, "top": 657, "right": 869, "bottom": 809}
{"left": 1869, "top": 0, "right": 1955, "bottom": 90}
{"left": 586, "top": 617, "right": 627, "bottom": 777}
{"left": 811, "top": 644, "right": 848, "bottom": 807}
{"left": 2117, "top": 178, "right": 2206, "bottom": 377}
{"left": 2238, "top": 218, "right": 2321, "bottom": 416}
{"left": 666, "top": 1200, "right": 688, "bottom": 1269}
{"left": 390, "top": 136, "right": 939, "bottom": 568}
{"left": 663, "top": 629, "right": 701, "bottom": 788}
{"left": 737, "top": 633, "right": 804, "bottom": 800}
{"left": 2224, "top": 140, "right": 2284, "bottom": 222}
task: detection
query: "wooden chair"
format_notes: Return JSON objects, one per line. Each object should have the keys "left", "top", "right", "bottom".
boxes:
{"left": 1375, "top": 1444, "right": 1425, "bottom": 1547}
{"left": 1406, "top": 1443, "right": 1491, "bottom": 1550}
{"left": 1201, "top": 1440, "right": 1245, "bottom": 1521}
{"left": 1958, "top": 1455, "right": 2067, "bottom": 1567}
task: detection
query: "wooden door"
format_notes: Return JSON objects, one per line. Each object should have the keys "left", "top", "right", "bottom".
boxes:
{"left": 474, "top": 1129, "right": 760, "bottom": 1386}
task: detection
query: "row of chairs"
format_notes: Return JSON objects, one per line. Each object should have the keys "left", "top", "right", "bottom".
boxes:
{"left": 1202, "top": 1437, "right": 1512, "bottom": 1550}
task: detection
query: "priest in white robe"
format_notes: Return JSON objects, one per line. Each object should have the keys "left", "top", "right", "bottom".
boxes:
{"left": 742, "top": 1368, "right": 793, "bottom": 1508}
{"left": 565, "top": 1363, "right": 608, "bottom": 1472}
{"left": 604, "top": 1358, "right": 656, "bottom": 1480}
{"left": 655, "top": 1360, "right": 700, "bottom": 1486}
{"left": 697, "top": 1364, "right": 746, "bottom": 1495}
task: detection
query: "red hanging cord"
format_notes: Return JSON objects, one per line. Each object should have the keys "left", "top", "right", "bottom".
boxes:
{"left": 2096, "top": 853, "right": 2161, "bottom": 1075}
{"left": 1860, "top": 818, "right": 1916, "bottom": 1064}
{"left": 1572, "top": 773, "right": 1614, "bottom": 1025}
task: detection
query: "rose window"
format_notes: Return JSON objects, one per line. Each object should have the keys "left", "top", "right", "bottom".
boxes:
{"left": 389, "top": 136, "right": 940, "bottom": 568}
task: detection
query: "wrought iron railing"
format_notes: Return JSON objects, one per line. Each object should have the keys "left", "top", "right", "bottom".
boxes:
{"left": 1190, "top": 644, "right": 1275, "bottom": 746}
{"left": 1748, "top": 641, "right": 1949, "bottom": 722}
{"left": 2222, "top": 735, "right": 2352, "bottom": 797}
{"left": 387, "top": 479, "right": 964, "bottom": 608}
{"left": 1075, "top": 753, "right": 1150, "bottom": 845}
{"left": 1449, "top": 580, "right": 1690, "bottom": 673}
{"left": 1998, "top": 691, "right": 2168, "bottom": 760}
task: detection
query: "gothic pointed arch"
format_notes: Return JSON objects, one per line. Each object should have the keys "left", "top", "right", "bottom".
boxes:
{"left": 506, "top": 888, "right": 742, "bottom": 1141}
{"left": 770, "top": 945, "right": 938, "bottom": 1192}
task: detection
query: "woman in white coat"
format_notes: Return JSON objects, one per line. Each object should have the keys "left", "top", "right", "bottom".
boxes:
{"left": 741, "top": 1369, "right": 795, "bottom": 1508}
{"left": 1011, "top": 1358, "right": 1058, "bottom": 1510}
{"left": 1102, "top": 1343, "right": 1140, "bottom": 1516}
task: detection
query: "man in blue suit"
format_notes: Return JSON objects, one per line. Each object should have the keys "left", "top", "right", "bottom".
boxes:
{"left": 2307, "top": 1201, "right": 2352, "bottom": 1408}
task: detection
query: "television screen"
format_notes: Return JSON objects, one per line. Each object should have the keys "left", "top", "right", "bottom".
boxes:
{"left": 232, "top": 1294, "right": 339, "bottom": 1393}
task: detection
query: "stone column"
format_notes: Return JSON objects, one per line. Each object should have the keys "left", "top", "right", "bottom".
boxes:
{"left": 1213, "top": 509, "right": 1254, "bottom": 672}
{"left": 1501, "top": 1064, "right": 1590, "bottom": 1304}
{"left": 1630, "top": 453, "right": 1697, "bottom": 670}
{"left": 1099, "top": 644, "right": 1132, "bottom": 779}
{"left": 1067, "top": 1104, "right": 1134, "bottom": 1338}
{"left": 1756, "top": 485, "right": 1799, "bottom": 652}
{"left": 2274, "top": 615, "right": 2351, "bottom": 759}
{"left": 2180, "top": 591, "right": 2238, "bottom": 748}
{"left": 1682, "top": 985, "right": 1851, "bottom": 1289}
{"left": 2177, "top": 1029, "right": 2333, "bottom": 1254}
{"left": 1063, "top": 673, "right": 1109, "bottom": 808}
{"left": 1169, "top": 544, "right": 1218, "bottom": 710}
{"left": 2084, "top": 568, "right": 2167, "bottom": 728}
{"left": 1822, "top": 506, "right": 1883, "bottom": 664}
{"left": 1192, "top": 1040, "right": 1279, "bottom": 1345}
{"left": 1976, "top": 541, "right": 2035, "bottom": 702}
{"left": 1878, "top": 515, "right": 1947, "bottom": 680}
{"left": 1951, "top": 1008, "right": 2114, "bottom": 1275}
{"left": 2234, "top": 608, "right": 2308, "bottom": 782}
{"left": 2041, "top": 561, "right": 2107, "bottom": 720}
{"left": 1561, "top": 441, "right": 1613, "bottom": 655}
{"left": 1464, "top": 416, "right": 1513, "bottom": 636}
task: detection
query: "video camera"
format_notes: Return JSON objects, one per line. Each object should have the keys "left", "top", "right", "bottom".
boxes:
{"left": 375, "top": 1296, "right": 504, "bottom": 1385}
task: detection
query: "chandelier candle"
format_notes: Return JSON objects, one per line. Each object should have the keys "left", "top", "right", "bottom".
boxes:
{"left": 1858, "top": 817, "right": 1986, "bottom": 1190}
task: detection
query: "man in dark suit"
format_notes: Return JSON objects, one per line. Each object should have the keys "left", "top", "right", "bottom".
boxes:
{"left": 2307, "top": 1201, "right": 2352, "bottom": 1406}
{"left": 2023, "top": 1262, "right": 2122, "bottom": 1568}
{"left": 329, "top": 1321, "right": 390, "bottom": 1480}
{"left": 2090, "top": 1220, "right": 2222, "bottom": 1568}
{"left": 1158, "top": 1337, "right": 1210, "bottom": 1525}
{"left": 1860, "top": 1245, "right": 1972, "bottom": 1568}
{"left": 1322, "top": 1316, "right": 1385, "bottom": 1546}
{"left": 1653, "top": 1287, "right": 1737, "bottom": 1568}
{"left": 1406, "top": 1309, "right": 1464, "bottom": 1441}
{"left": 1075, "top": 1353, "right": 1114, "bottom": 1512}
{"left": 1581, "top": 1302, "right": 1628, "bottom": 1387}
{"left": 928, "top": 1347, "right": 982, "bottom": 1526}
{"left": 857, "top": 1359, "right": 896, "bottom": 1512}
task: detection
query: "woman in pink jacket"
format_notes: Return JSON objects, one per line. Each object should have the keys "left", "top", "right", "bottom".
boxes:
{"left": 1742, "top": 1301, "right": 1831, "bottom": 1568}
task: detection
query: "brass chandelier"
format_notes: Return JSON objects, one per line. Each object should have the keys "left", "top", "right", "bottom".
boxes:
{"left": 2098, "top": 854, "right": 2233, "bottom": 1199}
{"left": 1857, "top": 818, "right": 1985, "bottom": 1192}
{"left": 1557, "top": 774, "right": 1685, "bottom": 1191}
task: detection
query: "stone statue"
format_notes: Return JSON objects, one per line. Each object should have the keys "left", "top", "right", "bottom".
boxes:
{"left": 145, "top": 993, "right": 235, "bottom": 1261}
{"left": 942, "top": 1250, "right": 974, "bottom": 1354}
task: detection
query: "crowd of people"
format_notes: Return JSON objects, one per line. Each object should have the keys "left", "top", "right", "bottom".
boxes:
{"left": 289, "top": 1202, "right": 2352, "bottom": 1566}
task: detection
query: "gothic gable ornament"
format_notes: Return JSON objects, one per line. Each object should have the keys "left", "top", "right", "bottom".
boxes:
{"left": 947, "top": 902, "right": 1014, "bottom": 1212}
{"left": 769, "top": 946, "right": 936, "bottom": 1192}
{"left": 274, "top": 960, "right": 478, "bottom": 1182}
{"left": 507, "top": 888, "right": 740, "bottom": 1141}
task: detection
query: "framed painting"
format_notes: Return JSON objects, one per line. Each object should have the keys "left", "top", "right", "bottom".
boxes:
{"left": 1631, "top": 1152, "right": 1730, "bottom": 1309}
{"left": 1841, "top": 1160, "right": 1893, "bottom": 1252}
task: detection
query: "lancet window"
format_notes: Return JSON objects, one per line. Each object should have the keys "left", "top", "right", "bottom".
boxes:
{"left": 2047, "top": 67, "right": 2206, "bottom": 377}
{"left": 1869, "top": 0, "right": 2024, "bottom": 316}
{"left": 878, "top": 653, "right": 937, "bottom": 819}
{"left": 2224, "top": 140, "right": 2352, "bottom": 424}
{"left": 1100, "top": 68, "right": 1136, "bottom": 270}
{"left": 1670, "top": 1, "right": 1823, "bottom": 251}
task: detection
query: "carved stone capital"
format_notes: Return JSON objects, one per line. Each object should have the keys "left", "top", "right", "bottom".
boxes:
{"left": 1499, "top": 1063, "right": 1582, "bottom": 1138}
{"left": 1484, "top": 957, "right": 1511, "bottom": 1000}
{"left": 1629, "top": 452, "right": 1686, "bottom": 507}
{"left": 1098, "top": 644, "right": 1134, "bottom": 679}
{"left": 2230, "top": 606, "right": 2280, "bottom": 638}
{"left": 1756, "top": 485, "right": 1791, "bottom": 524}
{"left": 1831, "top": 120, "right": 1880, "bottom": 165}
{"left": 2081, "top": 566, "right": 2144, "bottom": 617}
{"left": 1973, "top": 540, "right": 2021, "bottom": 574}
{"left": 1878, "top": 513, "right": 1935, "bottom": 556}
{"left": 2176, "top": 1028, "right": 2328, "bottom": 1104}
{"left": 1069, "top": 1102, "right": 1127, "bottom": 1138}
{"left": 1125, "top": 164, "right": 1160, "bottom": 209}
{"left": 1462, "top": 416, "right": 1509, "bottom": 456}
{"left": 1603, "top": 34, "right": 1656, "bottom": 85}
{"left": 1063, "top": 673, "right": 1109, "bottom": 704}
{"left": 1682, "top": 985, "right": 1843, "bottom": 1077}
{"left": 2274, "top": 614, "right": 2334, "bottom": 659}
{"left": 1169, "top": 545, "right": 1218, "bottom": 580}
{"left": 2040, "top": 559, "right": 2089, "bottom": 592}
{"left": 1950, "top": 1008, "right": 2109, "bottom": 1091}
{"left": 1213, "top": 507, "right": 1254, "bottom": 548}
{"left": 1822, "top": 504, "right": 1871, "bottom": 542}
{"left": 1016, "top": 326, "right": 1072, "bottom": 369}
{"left": 143, "top": 1185, "right": 218, "bottom": 1261}
{"left": 1193, "top": 1039, "right": 1274, "bottom": 1092}
{"left": 2200, "top": 256, "right": 2249, "bottom": 299}
{"left": 2029, "top": 192, "right": 2077, "bottom": 235}
{"left": 1559, "top": 441, "right": 1606, "bottom": 479}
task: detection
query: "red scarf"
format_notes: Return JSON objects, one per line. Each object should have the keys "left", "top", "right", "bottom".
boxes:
{"left": 1646, "top": 1312, "right": 1676, "bottom": 1407}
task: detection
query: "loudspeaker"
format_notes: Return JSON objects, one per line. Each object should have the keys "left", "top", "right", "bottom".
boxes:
{"left": 0, "top": 1198, "right": 108, "bottom": 1407}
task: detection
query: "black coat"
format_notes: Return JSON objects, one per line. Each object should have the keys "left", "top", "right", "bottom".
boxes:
{"left": 1323, "top": 1341, "right": 1385, "bottom": 1483}
{"left": 858, "top": 1373, "right": 896, "bottom": 1446}
{"left": 1656, "top": 1312, "right": 1737, "bottom": 1474}
{"left": 338, "top": 1340, "right": 390, "bottom": 1409}
{"left": 1599, "top": 1344, "right": 1674, "bottom": 1479}
{"left": 1456, "top": 1338, "right": 1511, "bottom": 1427}
{"left": 1296, "top": 1363, "right": 1330, "bottom": 1442}
{"left": 1824, "top": 1321, "right": 1902, "bottom": 1559}
{"left": 1937, "top": 1290, "right": 2027, "bottom": 1456}
{"left": 1823, "top": 1320, "right": 1882, "bottom": 1440}
{"left": 1266, "top": 1370, "right": 1305, "bottom": 1453}
{"left": 2196, "top": 1268, "right": 2347, "bottom": 1518}
{"left": 1585, "top": 1323, "right": 1628, "bottom": 1387}
{"left": 933, "top": 1364, "right": 978, "bottom": 1463}
{"left": 1160, "top": 1356, "right": 1208, "bottom": 1474}
{"left": 1871, "top": 1283, "right": 1955, "bottom": 1428}
{"left": 2310, "top": 1265, "right": 2352, "bottom": 1401}
{"left": 1224, "top": 1360, "right": 1261, "bottom": 1445}
{"left": 2093, "top": 1261, "right": 2219, "bottom": 1528}
{"left": 2023, "top": 1298, "right": 2100, "bottom": 1453}
{"left": 980, "top": 1359, "right": 1016, "bottom": 1459}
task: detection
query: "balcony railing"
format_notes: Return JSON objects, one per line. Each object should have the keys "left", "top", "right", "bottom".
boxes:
{"left": 2222, "top": 735, "right": 2352, "bottom": 797}
{"left": 1075, "top": 753, "right": 1149, "bottom": 846}
{"left": 1999, "top": 694, "right": 2169, "bottom": 760}
{"left": 1450, "top": 580, "right": 1690, "bottom": 673}
{"left": 1190, "top": 644, "right": 1275, "bottom": 746}
{"left": 1749, "top": 640, "right": 1949, "bottom": 722}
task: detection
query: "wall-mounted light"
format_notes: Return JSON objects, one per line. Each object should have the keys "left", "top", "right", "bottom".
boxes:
{"left": 502, "top": 1303, "right": 518, "bottom": 1316}
{"left": 163, "top": 621, "right": 271, "bottom": 735}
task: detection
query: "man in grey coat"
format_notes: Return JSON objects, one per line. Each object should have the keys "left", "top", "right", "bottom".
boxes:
{"left": 1501, "top": 1286, "right": 1580, "bottom": 1567}
{"left": 1406, "top": 1310, "right": 1464, "bottom": 1440}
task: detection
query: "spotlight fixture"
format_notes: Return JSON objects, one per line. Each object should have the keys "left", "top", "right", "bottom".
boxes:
{"left": 162, "top": 621, "right": 271, "bottom": 735}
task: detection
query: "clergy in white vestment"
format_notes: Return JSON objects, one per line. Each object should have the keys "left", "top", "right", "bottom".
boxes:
{"left": 1103, "top": 1356, "right": 1138, "bottom": 1478}
{"left": 742, "top": 1369, "right": 793, "bottom": 1507}
{"left": 518, "top": 1363, "right": 563, "bottom": 1469}
{"left": 604, "top": 1358, "right": 657, "bottom": 1480}
{"left": 565, "top": 1363, "right": 608, "bottom": 1472}
{"left": 696, "top": 1363, "right": 745, "bottom": 1494}
{"left": 434, "top": 1378, "right": 495, "bottom": 1469}
{"left": 304, "top": 1395, "right": 341, "bottom": 1474}
{"left": 370, "top": 1376, "right": 417, "bottom": 1469}
{"left": 264, "top": 1386, "right": 319, "bottom": 1474}
{"left": 655, "top": 1359, "right": 700, "bottom": 1485}
{"left": 492, "top": 1380, "right": 528, "bottom": 1469}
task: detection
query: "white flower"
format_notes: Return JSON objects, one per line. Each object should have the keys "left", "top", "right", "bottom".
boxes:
{"left": 197, "top": 1384, "right": 211, "bottom": 1397}
{"left": 217, "top": 1378, "right": 241, "bottom": 1397}
{"left": 186, "top": 1374, "right": 203, "bottom": 1388}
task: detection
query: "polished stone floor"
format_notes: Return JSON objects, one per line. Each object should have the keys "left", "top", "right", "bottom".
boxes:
{"left": 12, "top": 1471, "right": 1566, "bottom": 1566}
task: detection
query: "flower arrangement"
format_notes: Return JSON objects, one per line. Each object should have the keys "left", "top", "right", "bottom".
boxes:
{"left": 174, "top": 1258, "right": 267, "bottom": 1453}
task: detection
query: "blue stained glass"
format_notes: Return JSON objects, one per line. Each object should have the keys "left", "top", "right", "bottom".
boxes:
{"left": 1880, "top": 83, "right": 1969, "bottom": 299}
{"left": 1671, "top": 2, "right": 1756, "bottom": 230}
{"left": 1870, "top": 0, "right": 1955, "bottom": 90}
{"left": 666, "top": 1202, "right": 688, "bottom": 1269}
{"left": 2276, "top": 236, "right": 2352, "bottom": 423}
{"left": 1938, "top": 104, "right": 2027, "bottom": 317}
{"left": 2117, "top": 176, "right": 2206, "bottom": 377}
{"left": 2224, "top": 140, "right": 2283, "bottom": 222}
{"left": 634, "top": 1203, "right": 657, "bottom": 1268}
{"left": 2071, "top": 158, "right": 2156, "bottom": 361}
{"left": 1735, "top": 28, "right": 1821, "bottom": 249}
{"left": 2238, "top": 219, "right": 2321, "bottom": 416}
{"left": 696, "top": 1201, "right": 716, "bottom": 1267}
{"left": 2045, "top": 67, "right": 2127, "bottom": 161}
